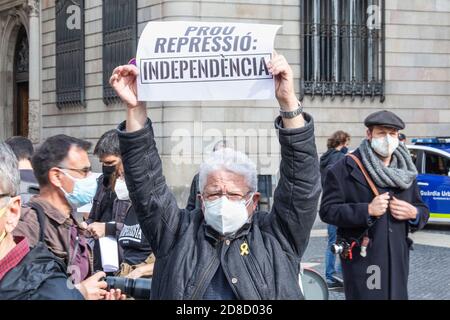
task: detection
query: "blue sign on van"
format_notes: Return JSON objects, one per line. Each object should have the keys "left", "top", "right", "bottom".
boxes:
{"left": 417, "top": 174, "right": 450, "bottom": 219}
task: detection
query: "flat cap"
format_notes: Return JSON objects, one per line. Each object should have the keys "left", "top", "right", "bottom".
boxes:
{"left": 364, "top": 110, "right": 405, "bottom": 130}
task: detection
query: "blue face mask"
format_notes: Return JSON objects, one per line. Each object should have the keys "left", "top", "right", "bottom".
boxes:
{"left": 60, "top": 170, "right": 98, "bottom": 208}
{"left": 341, "top": 147, "right": 349, "bottom": 154}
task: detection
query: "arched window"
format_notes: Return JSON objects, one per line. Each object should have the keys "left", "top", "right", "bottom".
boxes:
{"left": 14, "top": 26, "right": 29, "bottom": 136}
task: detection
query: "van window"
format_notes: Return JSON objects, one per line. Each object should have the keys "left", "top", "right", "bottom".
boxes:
{"left": 425, "top": 152, "right": 450, "bottom": 176}
{"left": 408, "top": 149, "right": 423, "bottom": 172}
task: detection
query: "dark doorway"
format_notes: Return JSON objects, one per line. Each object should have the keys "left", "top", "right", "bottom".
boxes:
{"left": 14, "top": 26, "right": 29, "bottom": 137}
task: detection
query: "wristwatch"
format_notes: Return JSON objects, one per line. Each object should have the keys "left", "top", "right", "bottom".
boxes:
{"left": 279, "top": 100, "right": 303, "bottom": 119}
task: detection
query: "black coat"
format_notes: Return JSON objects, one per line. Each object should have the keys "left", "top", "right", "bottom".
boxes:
{"left": 320, "top": 148, "right": 345, "bottom": 187}
{"left": 319, "top": 149, "right": 429, "bottom": 300}
{"left": 0, "top": 242, "right": 84, "bottom": 300}
{"left": 117, "top": 114, "right": 321, "bottom": 299}
{"left": 186, "top": 173, "right": 200, "bottom": 211}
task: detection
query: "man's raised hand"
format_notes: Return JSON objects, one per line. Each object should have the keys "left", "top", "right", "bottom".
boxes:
{"left": 110, "top": 64, "right": 147, "bottom": 132}
{"left": 267, "top": 52, "right": 297, "bottom": 110}
{"left": 109, "top": 65, "right": 140, "bottom": 109}
{"left": 267, "top": 52, "right": 304, "bottom": 128}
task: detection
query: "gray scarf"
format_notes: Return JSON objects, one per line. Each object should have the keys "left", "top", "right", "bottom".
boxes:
{"left": 359, "top": 139, "right": 417, "bottom": 190}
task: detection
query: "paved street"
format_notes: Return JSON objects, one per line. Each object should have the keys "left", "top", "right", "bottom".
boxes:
{"left": 302, "top": 217, "right": 450, "bottom": 300}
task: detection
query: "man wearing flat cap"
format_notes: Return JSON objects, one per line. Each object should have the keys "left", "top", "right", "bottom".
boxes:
{"left": 320, "top": 110, "right": 429, "bottom": 300}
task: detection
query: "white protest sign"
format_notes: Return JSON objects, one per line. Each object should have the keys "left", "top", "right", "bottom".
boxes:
{"left": 136, "top": 21, "right": 281, "bottom": 101}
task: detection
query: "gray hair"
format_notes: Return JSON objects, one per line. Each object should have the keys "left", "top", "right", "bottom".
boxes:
{"left": 0, "top": 143, "right": 20, "bottom": 198}
{"left": 199, "top": 148, "right": 257, "bottom": 193}
{"left": 213, "top": 140, "right": 232, "bottom": 152}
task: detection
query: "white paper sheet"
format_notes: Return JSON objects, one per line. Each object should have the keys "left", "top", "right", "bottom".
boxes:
{"left": 99, "top": 236, "right": 119, "bottom": 273}
{"left": 136, "top": 21, "right": 281, "bottom": 101}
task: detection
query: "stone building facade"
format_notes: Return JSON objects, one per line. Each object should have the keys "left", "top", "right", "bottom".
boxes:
{"left": 0, "top": 0, "right": 449, "bottom": 203}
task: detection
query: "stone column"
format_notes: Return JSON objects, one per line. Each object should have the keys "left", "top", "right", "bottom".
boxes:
{"left": 0, "top": 10, "right": 22, "bottom": 140}
{"left": 25, "top": 0, "right": 41, "bottom": 143}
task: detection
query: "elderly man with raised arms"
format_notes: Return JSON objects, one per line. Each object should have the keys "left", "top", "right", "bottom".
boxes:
{"left": 109, "top": 53, "right": 321, "bottom": 299}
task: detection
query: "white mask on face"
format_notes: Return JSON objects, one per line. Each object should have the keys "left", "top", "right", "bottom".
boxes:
{"left": 203, "top": 194, "right": 254, "bottom": 235}
{"left": 370, "top": 135, "right": 399, "bottom": 158}
{"left": 114, "top": 178, "right": 130, "bottom": 201}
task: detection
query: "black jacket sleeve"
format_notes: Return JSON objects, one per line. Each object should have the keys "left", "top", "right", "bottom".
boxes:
{"left": 186, "top": 173, "right": 199, "bottom": 211}
{"left": 261, "top": 113, "right": 322, "bottom": 260}
{"left": 319, "top": 168, "right": 374, "bottom": 228}
{"left": 32, "top": 276, "right": 84, "bottom": 300}
{"left": 117, "top": 119, "right": 184, "bottom": 259}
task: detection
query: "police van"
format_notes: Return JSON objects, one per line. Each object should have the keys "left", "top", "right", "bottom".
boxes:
{"left": 407, "top": 137, "right": 450, "bottom": 223}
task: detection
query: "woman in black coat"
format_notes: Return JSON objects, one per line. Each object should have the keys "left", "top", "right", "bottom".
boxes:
{"left": 320, "top": 130, "right": 350, "bottom": 288}
{"left": 320, "top": 111, "right": 429, "bottom": 300}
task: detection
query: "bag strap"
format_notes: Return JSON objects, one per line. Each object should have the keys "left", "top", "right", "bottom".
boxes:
{"left": 29, "top": 202, "right": 46, "bottom": 242}
{"left": 346, "top": 153, "right": 380, "bottom": 197}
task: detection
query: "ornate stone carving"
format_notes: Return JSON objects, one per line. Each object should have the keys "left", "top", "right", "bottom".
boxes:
{"left": 24, "top": 0, "right": 39, "bottom": 17}
{"left": 7, "top": 7, "right": 22, "bottom": 26}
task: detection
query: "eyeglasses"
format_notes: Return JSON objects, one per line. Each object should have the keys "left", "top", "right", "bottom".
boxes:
{"left": 202, "top": 191, "right": 252, "bottom": 202}
{"left": 57, "top": 166, "right": 92, "bottom": 177}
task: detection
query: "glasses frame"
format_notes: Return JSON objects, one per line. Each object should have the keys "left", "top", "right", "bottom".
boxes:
{"left": 202, "top": 190, "right": 252, "bottom": 202}
{"left": 57, "top": 166, "right": 92, "bottom": 177}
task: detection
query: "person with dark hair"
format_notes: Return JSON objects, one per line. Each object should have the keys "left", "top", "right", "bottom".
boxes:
{"left": 186, "top": 140, "right": 230, "bottom": 211}
{"left": 87, "top": 130, "right": 154, "bottom": 279}
{"left": 320, "top": 110, "right": 429, "bottom": 299}
{"left": 0, "top": 142, "right": 124, "bottom": 300}
{"left": 320, "top": 130, "right": 350, "bottom": 289}
{"left": 320, "top": 131, "right": 351, "bottom": 180}
{"left": 5, "top": 136, "right": 39, "bottom": 204}
{"left": 4, "top": 136, "right": 34, "bottom": 161}
{"left": 13, "top": 134, "right": 99, "bottom": 285}
{"left": 399, "top": 133, "right": 406, "bottom": 144}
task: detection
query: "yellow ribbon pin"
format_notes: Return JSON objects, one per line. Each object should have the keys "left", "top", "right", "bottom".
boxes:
{"left": 240, "top": 242, "right": 249, "bottom": 256}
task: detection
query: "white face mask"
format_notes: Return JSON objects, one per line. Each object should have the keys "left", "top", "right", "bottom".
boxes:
{"left": 203, "top": 194, "right": 254, "bottom": 235}
{"left": 114, "top": 178, "right": 130, "bottom": 201}
{"left": 370, "top": 135, "right": 399, "bottom": 158}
